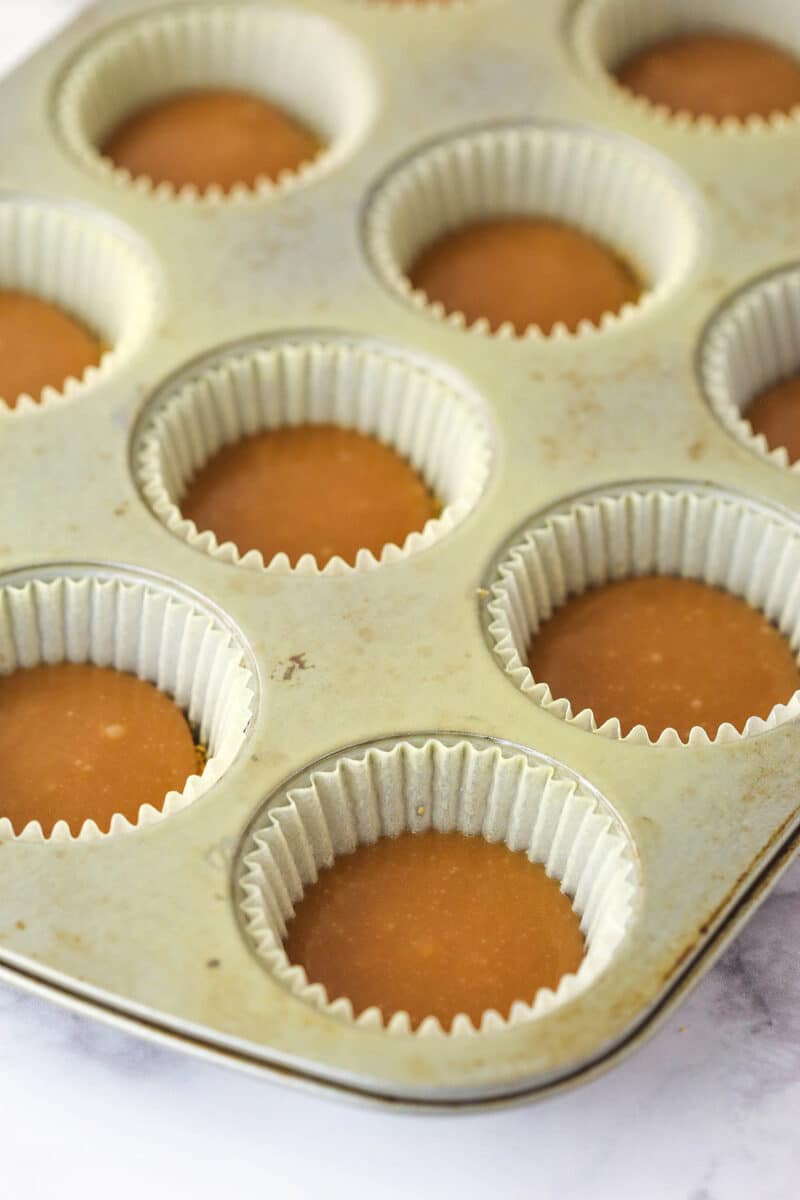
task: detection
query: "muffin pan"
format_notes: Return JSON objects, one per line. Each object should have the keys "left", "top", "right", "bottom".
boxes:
{"left": 1, "top": 0, "right": 800, "bottom": 1109}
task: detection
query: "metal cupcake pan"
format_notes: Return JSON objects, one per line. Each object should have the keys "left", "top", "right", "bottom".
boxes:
{"left": 0, "top": 0, "right": 799, "bottom": 1108}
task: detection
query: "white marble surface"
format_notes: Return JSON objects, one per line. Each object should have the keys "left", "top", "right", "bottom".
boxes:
{"left": 0, "top": 864, "right": 797, "bottom": 1199}
{"left": 1, "top": 5, "right": 799, "bottom": 1198}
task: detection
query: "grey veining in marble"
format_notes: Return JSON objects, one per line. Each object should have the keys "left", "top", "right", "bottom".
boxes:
{"left": 1, "top": 860, "right": 797, "bottom": 1200}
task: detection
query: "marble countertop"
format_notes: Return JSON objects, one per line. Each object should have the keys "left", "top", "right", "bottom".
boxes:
{"left": 1, "top": 5, "right": 798, "bottom": 1198}
{"left": 2, "top": 861, "right": 797, "bottom": 1199}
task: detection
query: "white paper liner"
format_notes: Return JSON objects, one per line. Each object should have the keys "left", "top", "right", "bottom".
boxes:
{"left": 56, "top": 3, "right": 377, "bottom": 205}
{"left": 701, "top": 266, "right": 800, "bottom": 472}
{"left": 572, "top": 0, "right": 800, "bottom": 132}
{"left": 0, "top": 198, "right": 160, "bottom": 414}
{"left": 239, "top": 737, "right": 637, "bottom": 1036}
{"left": 364, "top": 123, "right": 703, "bottom": 341}
{"left": 486, "top": 486, "right": 800, "bottom": 746}
{"left": 135, "top": 339, "right": 492, "bottom": 575}
{"left": 0, "top": 571, "right": 255, "bottom": 841}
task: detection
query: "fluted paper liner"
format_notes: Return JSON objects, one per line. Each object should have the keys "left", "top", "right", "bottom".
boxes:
{"left": 487, "top": 486, "right": 800, "bottom": 746}
{"left": 701, "top": 266, "right": 800, "bottom": 471}
{"left": 239, "top": 738, "right": 637, "bottom": 1036}
{"left": 573, "top": 0, "right": 800, "bottom": 132}
{"left": 0, "top": 199, "right": 159, "bottom": 414}
{"left": 0, "top": 571, "right": 255, "bottom": 841}
{"left": 56, "top": 3, "right": 376, "bottom": 205}
{"left": 135, "top": 339, "right": 492, "bottom": 575}
{"left": 364, "top": 123, "right": 703, "bottom": 340}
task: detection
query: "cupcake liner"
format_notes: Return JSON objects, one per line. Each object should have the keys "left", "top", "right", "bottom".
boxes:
{"left": 0, "top": 569, "right": 256, "bottom": 841}
{"left": 485, "top": 485, "right": 800, "bottom": 746}
{"left": 572, "top": 0, "right": 800, "bottom": 133}
{"left": 134, "top": 338, "right": 493, "bottom": 575}
{"left": 0, "top": 198, "right": 160, "bottom": 414}
{"left": 239, "top": 736, "right": 637, "bottom": 1036}
{"left": 363, "top": 122, "right": 703, "bottom": 340}
{"left": 56, "top": 3, "right": 377, "bottom": 205}
{"left": 701, "top": 265, "right": 800, "bottom": 472}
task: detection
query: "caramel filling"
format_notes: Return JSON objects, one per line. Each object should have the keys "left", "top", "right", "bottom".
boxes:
{"left": 527, "top": 575, "right": 800, "bottom": 739}
{"left": 0, "top": 663, "right": 199, "bottom": 835}
{"left": 745, "top": 373, "right": 800, "bottom": 463}
{"left": 103, "top": 88, "right": 323, "bottom": 191}
{"left": 0, "top": 291, "right": 103, "bottom": 407}
{"left": 408, "top": 217, "right": 641, "bottom": 334}
{"left": 617, "top": 32, "right": 800, "bottom": 121}
{"left": 181, "top": 424, "right": 441, "bottom": 566}
{"left": 284, "top": 831, "right": 585, "bottom": 1028}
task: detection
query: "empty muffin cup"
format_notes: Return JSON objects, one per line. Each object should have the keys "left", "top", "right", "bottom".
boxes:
{"left": 56, "top": 3, "right": 377, "bottom": 203}
{"left": 0, "top": 568, "right": 255, "bottom": 840}
{"left": 701, "top": 265, "right": 800, "bottom": 470}
{"left": 134, "top": 337, "right": 492, "bottom": 574}
{"left": 364, "top": 122, "right": 703, "bottom": 339}
{"left": 0, "top": 198, "right": 159, "bottom": 413}
{"left": 572, "top": 0, "right": 800, "bottom": 130}
{"left": 484, "top": 484, "right": 800, "bottom": 745}
{"left": 238, "top": 736, "right": 637, "bottom": 1036}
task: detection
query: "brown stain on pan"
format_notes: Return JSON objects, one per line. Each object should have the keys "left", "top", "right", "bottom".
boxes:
{"left": 660, "top": 806, "right": 800, "bottom": 986}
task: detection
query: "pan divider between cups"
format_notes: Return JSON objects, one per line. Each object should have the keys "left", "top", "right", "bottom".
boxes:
{"left": 484, "top": 485, "right": 800, "bottom": 746}
{"left": 238, "top": 736, "right": 638, "bottom": 1036}
{"left": 134, "top": 337, "right": 493, "bottom": 574}
{"left": 0, "top": 569, "right": 255, "bottom": 841}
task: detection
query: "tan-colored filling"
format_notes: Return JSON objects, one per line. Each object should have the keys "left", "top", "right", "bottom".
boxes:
{"left": 0, "top": 291, "right": 104, "bottom": 407}
{"left": 181, "top": 424, "right": 441, "bottom": 567}
{"left": 0, "top": 663, "right": 199, "bottom": 835}
{"left": 284, "top": 831, "right": 585, "bottom": 1029}
{"left": 745, "top": 373, "right": 800, "bottom": 463}
{"left": 408, "top": 217, "right": 641, "bottom": 334}
{"left": 616, "top": 32, "right": 800, "bottom": 120}
{"left": 527, "top": 575, "right": 800, "bottom": 739}
{"left": 102, "top": 88, "right": 323, "bottom": 191}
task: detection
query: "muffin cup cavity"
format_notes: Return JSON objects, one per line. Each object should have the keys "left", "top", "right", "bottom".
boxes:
{"left": 485, "top": 485, "right": 800, "bottom": 746}
{"left": 238, "top": 736, "right": 637, "bottom": 1036}
{"left": 572, "top": 0, "right": 800, "bottom": 132}
{"left": 0, "top": 199, "right": 160, "bottom": 414}
{"left": 134, "top": 337, "right": 492, "bottom": 575}
{"left": 363, "top": 122, "right": 703, "bottom": 340}
{"left": 701, "top": 266, "right": 800, "bottom": 471}
{"left": 56, "top": 3, "right": 377, "bottom": 204}
{"left": 0, "top": 569, "right": 255, "bottom": 841}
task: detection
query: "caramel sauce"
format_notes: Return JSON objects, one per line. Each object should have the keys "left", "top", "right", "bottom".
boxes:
{"left": 0, "top": 663, "right": 199, "bottom": 835}
{"left": 408, "top": 217, "right": 641, "bottom": 334}
{"left": 181, "top": 424, "right": 440, "bottom": 566}
{"left": 103, "top": 88, "right": 322, "bottom": 191}
{"left": 527, "top": 575, "right": 800, "bottom": 739}
{"left": 617, "top": 33, "right": 800, "bottom": 120}
{"left": 0, "top": 291, "right": 103, "bottom": 407}
{"left": 284, "top": 831, "right": 585, "bottom": 1029}
{"left": 746, "top": 373, "right": 800, "bottom": 463}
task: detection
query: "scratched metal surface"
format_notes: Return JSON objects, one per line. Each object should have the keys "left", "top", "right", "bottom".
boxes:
{"left": 0, "top": 0, "right": 799, "bottom": 1107}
